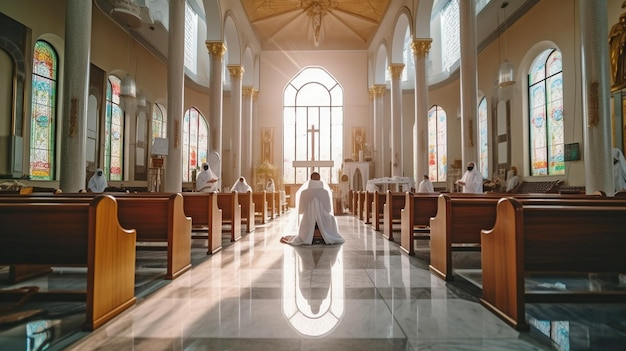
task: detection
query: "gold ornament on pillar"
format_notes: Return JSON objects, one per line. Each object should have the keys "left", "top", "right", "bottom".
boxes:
{"left": 261, "top": 128, "right": 274, "bottom": 164}
{"left": 388, "top": 64, "right": 405, "bottom": 80}
{"left": 410, "top": 38, "right": 432, "bottom": 58}
{"left": 206, "top": 41, "right": 227, "bottom": 58}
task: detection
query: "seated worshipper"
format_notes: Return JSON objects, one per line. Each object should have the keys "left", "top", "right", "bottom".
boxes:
{"left": 88, "top": 168, "right": 108, "bottom": 193}
{"left": 231, "top": 176, "right": 252, "bottom": 193}
{"left": 613, "top": 148, "right": 626, "bottom": 193}
{"left": 196, "top": 162, "right": 219, "bottom": 192}
{"left": 365, "top": 180, "right": 379, "bottom": 193}
{"left": 266, "top": 178, "right": 276, "bottom": 192}
{"left": 456, "top": 162, "right": 483, "bottom": 193}
{"left": 505, "top": 166, "right": 521, "bottom": 192}
{"left": 280, "top": 172, "right": 344, "bottom": 245}
{"left": 417, "top": 174, "right": 434, "bottom": 193}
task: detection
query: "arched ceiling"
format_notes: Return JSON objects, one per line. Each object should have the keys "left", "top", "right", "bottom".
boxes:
{"left": 240, "top": 0, "right": 391, "bottom": 51}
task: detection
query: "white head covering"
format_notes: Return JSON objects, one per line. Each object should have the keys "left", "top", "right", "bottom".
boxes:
{"left": 88, "top": 168, "right": 108, "bottom": 193}
{"left": 613, "top": 148, "right": 626, "bottom": 193}
{"left": 459, "top": 162, "right": 483, "bottom": 193}
{"left": 266, "top": 178, "right": 275, "bottom": 192}
{"left": 295, "top": 175, "right": 333, "bottom": 225}
{"left": 231, "top": 176, "right": 252, "bottom": 193}
{"left": 196, "top": 162, "right": 218, "bottom": 192}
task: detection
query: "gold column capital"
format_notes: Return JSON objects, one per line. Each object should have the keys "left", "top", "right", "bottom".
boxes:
{"left": 373, "top": 84, "right": 387, "bottom": 97}
{"left": 206, "top": 41, "right": 227, "bottom": 58}
{"left": 243, "top": 86, "right": 255, "bottom": 97}
{"left": 388, "top": 64, "right": 405, "bottom": 80}
{"left": 411, "top": 38, "right": 432, "bottom": 58}
{"left": 228, "top": 65, "right": 245, "bottom": 80}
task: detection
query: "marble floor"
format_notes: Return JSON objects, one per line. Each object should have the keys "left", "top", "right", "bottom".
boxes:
{"left": 2, "top": 209, "right": 626, "bottom": 350}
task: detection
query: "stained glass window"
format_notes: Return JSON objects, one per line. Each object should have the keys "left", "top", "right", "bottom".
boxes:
{"left": 182, "top": 107, "right": 208, "bottom": 182}
{"left": 29, "top": 40, "right": 58, "bottom": 180}
{"left": 528, "top": 49, "right": 564, "bottom": 176}
{"left": 283, "top": 67, "right": 343, "bottom": 184}
{"left": 152, "top": 103, "right": 166, "bottom": 139}
{"left": 105, "top": 76, "right": 124, "bottom": 181}
{"left": 428, "top": 105, "right": 447, "bottom": 182}
{"left": 478, "top": 97, "right": 489, "bottom": 179}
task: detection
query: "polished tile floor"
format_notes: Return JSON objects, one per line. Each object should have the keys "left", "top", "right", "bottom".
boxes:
{"left": 3, "top": 209, "right": 626, "bottom": 350}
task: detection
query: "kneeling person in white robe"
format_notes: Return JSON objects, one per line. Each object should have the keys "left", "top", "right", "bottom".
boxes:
{"left": 281, "top": 172, "right": 344, "bottom": 245}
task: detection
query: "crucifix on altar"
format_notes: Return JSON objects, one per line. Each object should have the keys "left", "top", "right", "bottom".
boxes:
{"left": 292, "top": 124, "right": 334, "bottom": 174}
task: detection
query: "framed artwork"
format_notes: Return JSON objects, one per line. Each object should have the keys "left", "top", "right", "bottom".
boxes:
{"left": 261, "top": 127, "right": 273, "bottom": 164}
{"left": 352, "top": 127, "right": 365, "bottom": 161}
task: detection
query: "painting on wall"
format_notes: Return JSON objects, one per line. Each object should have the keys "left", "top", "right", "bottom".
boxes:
{"left": 352, "top": 127, "right": 365, "bottom": 161}
{"left": 261, "top": 127, "right": 273, "bottom": 164}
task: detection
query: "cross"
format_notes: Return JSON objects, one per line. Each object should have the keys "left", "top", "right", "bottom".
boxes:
{"left": 307, "top": 124, "right": 319, "bottom": 161}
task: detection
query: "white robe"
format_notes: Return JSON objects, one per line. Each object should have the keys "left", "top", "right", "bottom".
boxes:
{"left": 88, "top": 169, "right": 108, "bottom": 193}
{"left": 417, "top": 179, "right": 434, "bottom": 193}
{"left": 613, "top": 148, "right": 626, "bottom": 193}
{"left": 196, "top": 167, "right": 218, "bottom": 192}
{"left": 285, "top": 180, "right": 344, "bottom": 245}
{"left": 458, "top": 168, "right": 483, "bottom": 193}
{"left": 231, "top": 178, "right": 252, "bottom": 193}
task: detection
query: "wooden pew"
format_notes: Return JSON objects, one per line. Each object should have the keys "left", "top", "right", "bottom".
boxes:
{"left": 356, "top": 191, "right": 366, "bottom": 220}
{"left": 279, "top": 190, "right": 289, "bottom": 213}
{"left": 480, "top": 197, "right": 626, "bottom": 330}
{"left": 237, "top": 191, "right": 256, "bottom": 233}
{"left": 382, "top": 191, "right": 406, "bottom": 241}
{"left": 180, "top": 192, "right": 223, "bottom": 254}
{"left": 217, "top": 192, "right": 242, "bottom": 242}
{"left": 252, "top": 191, "right": 270, "bottom": 224}
{"left": 362, "top": 191, "right": 375, "bottom": 224}
{"left": 0, "top": 195, "right": 136, "bottom": 330}
{"left": 0, "top": 193, "right": 192, "bottom": 280}
{"left": 399, "top": 192, "right": 440, "bottom": 255}
{"left": 348, "top": 190, "right": 354, "bottom": 214}
{"left": 268, "top": 191, "right": 279, "bottom": 218}
{"left": 372, "top": 191, "right": 386, "bottom": 231}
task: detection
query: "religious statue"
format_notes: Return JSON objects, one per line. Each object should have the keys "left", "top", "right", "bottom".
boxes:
{"left": 609, "top": 2, "right": 626, "bottom": 91}
{"left": 261, "top": 128, "right": 273, "bottom": 164}
{"left": 352, "top": 127, "right": 365, "bottom": 161}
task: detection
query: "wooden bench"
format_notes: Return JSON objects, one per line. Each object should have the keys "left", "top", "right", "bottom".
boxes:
{"left": 356, "top": 191, "right": 366, "bottom": 220}
{"left": 279, "top": 190, "right": 289, "bottom": 213}
{"left": 0, "top": 195, "right": 136, "bottom": 330}
{"left": 217, "top": 192, "right": 242, "bottom": 242}
{"left": 267, "top": 191, "right": 279, "bottom": 219}
{"left": 372, "top": 191, "right": 387, "bottom": 231}
{"left": 237, "top": 191, "right": 256, "bottom": 233}
{"left": 480, "top": 197, "right": 626, "bottom": 330}
{"left": 362, "top": 191, "right": 375, "bottom": 224}
{"left": 399, "top": 192, "right": 439, "bottom": 255}
{"left": 382, "top": 191, "right": 407, "bottom": 241}
{"left": 181, "top": 192, "right": 223, "bottom": 254}
{"left": 0, "top": 192, "right": 193, "bottom": 280}
{"left": 428, "top": 193, "right": 610, "bottom": 281}
{"left": 252, "top": 191, "right": 270, "bottom": 224}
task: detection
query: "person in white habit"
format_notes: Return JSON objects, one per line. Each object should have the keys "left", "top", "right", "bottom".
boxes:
{"left": 266, "top": 178, "right": 276, "bottom": 192}
{"left": 456, "top": 162, "right": 483, "bottom": 193}
{"left": 280, "top": 172, "right": 344, "bottom": 245}
{"left": 231, "top": 176, "right": 252, "bottom": 193}
{"left": 87, "top": 168, "right": 108, "bottom": 193}
{"left": 195, "top": 162, "right": 219, "bottom": 192}
{"left": 613, "top": 148, "right": 626, "bottom": 193}
{"left": 417, "top": 174, "right": 434, "bottom": 193}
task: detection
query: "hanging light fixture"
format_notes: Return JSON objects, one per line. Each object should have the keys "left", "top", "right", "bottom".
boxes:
{"left": 497, "top": 1, "right": 515, "bottom": 88}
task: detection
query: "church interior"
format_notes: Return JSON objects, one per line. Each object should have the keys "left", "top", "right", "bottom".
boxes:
{"left": 1, "top": 0, "right": 626, "bottom": 350}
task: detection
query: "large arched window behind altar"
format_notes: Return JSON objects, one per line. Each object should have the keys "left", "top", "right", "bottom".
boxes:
{"left": 151, "top": 103, "right": 167, "bottom": 140}
{"left": 283, "top": 67, "right": 343, "bottom": 184}
{"left": 182, "top": 107, "right": 208, "bottom": 182}
{"left": 428, "top": 105, "right": 447, "bottom": 182}
{"left": 105, "top": 75, "right": 125, "bottom": 181}
{"left": 528, "top": 48, "right": 564, "bottom": 176}
{"left": 29, "top": 40, "right": 58, "bottom": 180}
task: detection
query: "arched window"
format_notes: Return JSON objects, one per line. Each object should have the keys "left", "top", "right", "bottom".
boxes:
{"left": 182, "top": 107, "right": 208, "bottom": 182}
{"left": 105, "top": 75, "right": 124, "bottom": 181}
{"left": 478, "top": 97, "right": 489, "bottom": 179}
{"left": 152, "top": 103, "right": 167, "bottom": 139}
{"left": 428, "top": 105, "right": 447, "bottom": 182}
{"left": 528, "top": 49, "right": 564, "bottom": 176}
{"left": 283, "top": 67, "right": 343, "bottom": 184}
{"left": 29, "top": 40, "right": 58, "bottom": 180}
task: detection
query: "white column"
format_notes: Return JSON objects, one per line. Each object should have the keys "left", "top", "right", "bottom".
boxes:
{"left": 163, "top": 0, "right": 185, "bottom": 192}
{"left": 206, "top": 42, "right": 226, "bottom": 177}
{"left": 59, "top": 0, "right": 91, "bottom": 192}
{"left": 459, "top": 0, "right": 478, "bottom": 166}
{"left": 372, "top": 84, "right": 386, "bottom": 177}
{"left": 242, "top": 86, "right": 254, "bottom": 183}
{"left": 412, "top": 38, "right": 432, "bottom": 181}
{"left": 228, "top": 65, "right": 244, "bottom": 182}
{"left": 578, "top": 0, "right": 613, "bottom": 195}
{"left": 388, "top": 64, "right": 404, "bottom": 177}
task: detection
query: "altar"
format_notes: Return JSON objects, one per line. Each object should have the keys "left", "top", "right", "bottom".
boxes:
{"left": 343, "top": 161, "right": 373, "bottom": 191}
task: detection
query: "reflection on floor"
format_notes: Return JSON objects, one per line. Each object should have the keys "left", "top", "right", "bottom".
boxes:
{"left": 0, "top": 210, "right": 625, "bottom": 350}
